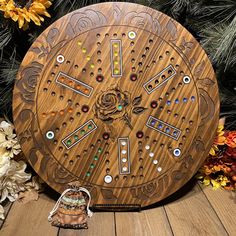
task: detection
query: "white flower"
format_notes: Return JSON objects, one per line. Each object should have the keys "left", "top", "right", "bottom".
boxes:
{"left": 7, "top": 142, "right": 21, "bottom": 158}
{"left": 0, "top": 148, "right": 11, "bottom": 178}
{"left": 0, "top": 120, "right": 39, "bottom": 211}
{"left": 0, "top": 121, "right": 16, "bottom": 139}
{"left": 0, "top": 120, "right": 21, "bottom": 158}
{"left": 0, "top": 204, "right": 4, "bottom": 220}
{"left": 0, "top": 132, "right": 8, "bottom": 146}
{"left": 0, "top": 160, "right": 31, "bottom": 203}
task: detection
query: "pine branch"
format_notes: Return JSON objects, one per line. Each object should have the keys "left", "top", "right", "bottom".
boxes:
{"left": 201, "top": 16, "right": 236, "bottom": 70}
{"left": 0, "top": 28, "right": 12, "bottom": 50}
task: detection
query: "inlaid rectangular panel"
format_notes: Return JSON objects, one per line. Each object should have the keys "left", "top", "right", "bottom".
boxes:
{"left": 56, "top": 71, "right": 93, "bottom": 97}
{"left": 118, "top": 137, "right": 130, "bottom": 175}
{"left": 62, "top": 120, "right": 97, "bottom": 149}
{"left": 110, "top": 39, "right": 123, "bottom": 77}
{"left": 143, "top": 65, "right": 176, "bottom": 94}
{"left": 146, "top": 116, "right": 181, "bottom": 140}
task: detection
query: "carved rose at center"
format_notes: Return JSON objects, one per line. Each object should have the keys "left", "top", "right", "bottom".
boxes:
{"left": 93, "top": 85, "right": 131, "bottom": 122}
{"left": 93, "top": 85, "right": 147, "bottom": 129}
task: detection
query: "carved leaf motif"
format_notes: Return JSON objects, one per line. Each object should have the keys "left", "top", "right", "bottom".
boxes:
{"left": 29, "top": 148, "right": 40, "bottom": 166}
{"left": 198, "top": 78, "right": 215, "bottom": 87}
{"left": 132, "top": 107, "right": 147, "bottom": 115}
{"left": 66, "top": 23, "right": 75, "bottom": 38}
{"left": 194, "top": 61, "right": 205, "bottom": 78}
{"left": 190, "top": 58, "right": 196, "bottom": 66}
{"left": 101, "top": 189, "right": 117, "bottom": 200}
{"left": 182, "top": 38, "right": 194, "bottom": 49}
{"left": 18, "top": 130, "right": 31, "bottom": 145}
{"left": 46, "top": 28, "right": 59, "bottom": 47}
{"left": 38, "top": 53, "right": 46, "bottom": 59}
{"left": 103, "top": 118, "right": 113, "bottom": 124}
{"left": 172, "top": 170, "right": 186, "bottom": 181}
{"left": 132, "top": 95, "right": 142, "bottom": 106}
{"left": 166, "top": 20, "right": 177, "bottom": 40}
{"left": 113, "top": 4, "right": 122, "bottom": 21}
{"left": 47, "top": 40, "right": 67, "bottom": 60}
{"left": 199, "top": 88, "right": 215, "bottom": 124}
{"left": 30, "top": 47, "right": 41, "bottom": 54}
{"left": 152, "top": 18, "right": 162, "bottom": 35}
{"left": 195, "top": 139, "right": 206, "bottom": 151}
{"left": 51, "top": 164, "right": 75, "bottom": 184}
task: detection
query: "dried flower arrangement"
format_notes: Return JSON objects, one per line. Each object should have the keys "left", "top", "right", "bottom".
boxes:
{"left": 0, "top": 120, "right": 42, "bottom": 219}
{"left": 197, "top": 119, "right": 236, "bottom": 191}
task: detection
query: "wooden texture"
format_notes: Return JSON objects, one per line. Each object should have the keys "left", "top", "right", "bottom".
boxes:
{"left": 1, "top": 194, "right": 57, "bottom": 236}
{"left": 115, "top": 208, "right": 173, "bottom": 236}
{"left": 1, "top": 184, "right": 235, "bottom": 236}
{"left": 200, "top": 184, "right": 236, "bottom": 235}
{"left": 12, "top": 2, "right": 220, "bottom": 209}
{"left": 164, "top": 184, "right": 228, "bottom": 236}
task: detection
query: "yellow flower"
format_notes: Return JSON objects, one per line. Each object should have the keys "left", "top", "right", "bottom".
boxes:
{"left": 211, "top": 179, "right": 221, "bottom": 190}
{"left": 202, "top": 176, "right": 211, "bottom": 186}
{"left": 211, "top": 176, "right": 230, "bottom": 190}
{"left": 0, "top": 0, "right": 52, "bottom": 29}
{"left": 218, "top": 176, "right": 229, "bottom": 187}
{"left": 209, "top": 144, "right": 219, "bottom": 156}
{"left": 209, "top": 124, "right": 226, "bottom": 156}
{"left": 198, "top": 172, "right": 231, "bottom": 190}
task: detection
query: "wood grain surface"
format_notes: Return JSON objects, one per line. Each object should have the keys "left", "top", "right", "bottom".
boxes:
{"left": 200, "top": 184, "right": 236, "bottom": 235}
{"left": 164, "top": 184, "right": 228, "bottom": 236}
{"left": 12, "top": 2, "right": 220, "bottom": 209}
{"left": 1, "top": 183, "right": 234, "bottom": 236}
{"left": 115, "top": 207, "right": 173, "bottom": 236}
{"left": 1, "top": 194, "right": 57, "bottom": 236}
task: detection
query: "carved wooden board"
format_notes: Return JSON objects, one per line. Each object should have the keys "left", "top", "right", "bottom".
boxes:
{"left": 13, "top": 2, "right": 219, "bottom": 210}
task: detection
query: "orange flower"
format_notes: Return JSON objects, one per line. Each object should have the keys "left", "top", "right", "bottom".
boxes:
{"left": 225, "top": 131, "right": 236, "bottom": 148}
{"left": 198, "top": 164, "right": 225, "bottom": 176}
{"left": 209, "top": 125, "right": 226, "bottom": 156}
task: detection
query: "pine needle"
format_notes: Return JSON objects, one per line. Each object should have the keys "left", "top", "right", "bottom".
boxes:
{"left": 201, "top": 16, "right": 236, "bottom": 70}
{"left": 0, "top": 28, "right": 12, "bottom": 50}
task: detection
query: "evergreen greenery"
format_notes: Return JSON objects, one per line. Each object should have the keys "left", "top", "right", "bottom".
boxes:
{"left": 0, "top": 0, "right": 235, "bottom": 128}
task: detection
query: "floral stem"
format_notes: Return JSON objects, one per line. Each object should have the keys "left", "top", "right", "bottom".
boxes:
{"left": 124, "top": 113, "right": 133, "bottom": 130}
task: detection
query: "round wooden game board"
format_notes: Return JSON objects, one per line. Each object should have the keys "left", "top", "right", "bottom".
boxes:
{"left": 13, "top": 2, "right": 219, "bottom": 210}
